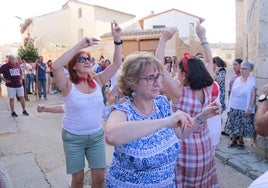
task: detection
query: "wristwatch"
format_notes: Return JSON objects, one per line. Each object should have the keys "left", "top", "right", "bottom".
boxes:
{"left": 196, "top": 116, "right": 204, "bottom": 125}
{"left": 258, "top": 94, "right": 268, "bottom": 102}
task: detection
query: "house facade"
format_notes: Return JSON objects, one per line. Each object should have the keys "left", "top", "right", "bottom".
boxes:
{"left": 100, "top": 8, "right": 212, "bottom": 60}
{"left": 18, "top": 0, "right": 234, "bottom": 64}
{"left": 139, "top": 8, "right": 204, "bottom": 41}
{"left": 20, "top": 0, "right": 136, "bottom": 60}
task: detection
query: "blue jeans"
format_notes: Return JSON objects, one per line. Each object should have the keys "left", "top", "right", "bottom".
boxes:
{"left": 38, "top": 79, "right": 47, "bottom": 98}
{"left": 26, "top": 74, "right": 34, "bottom": 92}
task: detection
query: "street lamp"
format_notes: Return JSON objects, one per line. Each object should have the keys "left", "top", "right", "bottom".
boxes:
{"left": 15, "top": 16, "right": 23, "bottom": 21}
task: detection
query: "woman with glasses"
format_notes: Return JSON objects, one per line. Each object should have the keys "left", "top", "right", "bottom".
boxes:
{"left": 225, "top": 61, "right": 256, "bottom": 149}
{"left": 156, "top": 23, "right": 219, "bottom": 187}
{"left": 52, "top": 20, "right": 122, "bottom": 188}
{"left": 103, "top": 52, "right": 221, "bottom": 187}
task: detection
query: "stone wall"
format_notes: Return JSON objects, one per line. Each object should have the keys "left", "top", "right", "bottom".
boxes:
{"left": 236, "top": 0, "right": 268, "bottom": 159}
{"left": 238, "top": 0, "right": 268, "bottom": 91}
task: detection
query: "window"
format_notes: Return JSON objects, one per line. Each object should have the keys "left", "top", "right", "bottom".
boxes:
{"left": 225, "top": 53, "right": 232, "bottom": 59}
{"left": 153, "top": 25, "right": 165, "bottom": 29}
{"left": 78, "top": 8, "right": 82, "bottom": 18}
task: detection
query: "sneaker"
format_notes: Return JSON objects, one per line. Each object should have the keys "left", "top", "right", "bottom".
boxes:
{"left": 44, "top": 97, "right": 48, "bottom": 100}
{"left": 22, "top": 110, "right": 29, "bottom": 116}
{"left": 11, "top": 111, "right": 18, "bottom": 117}
{"left": 50, "top": 90, "right": 57, "bottom": 95}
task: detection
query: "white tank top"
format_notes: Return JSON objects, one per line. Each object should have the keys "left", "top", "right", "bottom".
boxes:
{"left": 62, "top": 82, "right": 105, "bottom": 135}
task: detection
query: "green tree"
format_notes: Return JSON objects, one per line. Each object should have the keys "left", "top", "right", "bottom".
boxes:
{"left": 17, "top": 44, "right": 39, "bottom": 62}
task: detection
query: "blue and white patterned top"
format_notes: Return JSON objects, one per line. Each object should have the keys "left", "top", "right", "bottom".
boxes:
{"left": 103, "top": 95, "right": 180, "bottom": 188}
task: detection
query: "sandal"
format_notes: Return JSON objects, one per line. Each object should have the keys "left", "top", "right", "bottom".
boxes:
{"left": 228, "top": 141, "right": 237, "bottom": 148}
{"left": 237, "top": 142, "right": 244, "bottom": 150}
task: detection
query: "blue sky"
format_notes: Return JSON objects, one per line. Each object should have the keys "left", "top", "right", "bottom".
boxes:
{"left": 0, "top": 0, "right": 235, "bottom": 45}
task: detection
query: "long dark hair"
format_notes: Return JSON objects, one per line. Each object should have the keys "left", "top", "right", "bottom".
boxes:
{"left": 179, "top": 58, "right": 213, "bottom": 90}
{"left": 213, "top": 56, "right": 227, "bottom": 71}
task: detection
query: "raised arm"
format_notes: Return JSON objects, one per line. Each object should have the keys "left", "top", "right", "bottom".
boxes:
{"left": 155, "top": 28, "right": 177, "bottom": 63}
{"left": 196, "top": 23, "right": 213, "bottom": 76}
{"left": 155, "top": 28, "right": 182, "bottom": 101}
{"left": 52, "top": 37, "right": 99, "bottom": 95}
{"left": 94, "top": 20, "right": 122, "bottom": 86}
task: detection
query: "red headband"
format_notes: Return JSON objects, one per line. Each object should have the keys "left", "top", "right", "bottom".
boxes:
{"left": 181, "top": 52, "right": 193, "bottom": 73}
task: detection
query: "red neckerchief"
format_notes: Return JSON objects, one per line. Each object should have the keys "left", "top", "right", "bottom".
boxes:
{"left": 77, "top": 75, "right": 96, "bottom": 88}
{"left": 235, "top": 70, "right": 241, "bottom": 75}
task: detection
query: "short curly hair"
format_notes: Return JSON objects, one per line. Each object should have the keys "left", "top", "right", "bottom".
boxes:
{"left": 117, "top": 52, "right": 164, "bottom": 98}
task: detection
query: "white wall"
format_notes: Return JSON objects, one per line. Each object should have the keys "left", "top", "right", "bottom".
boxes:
{"left": 143, "top": 10, "right": 200, "bottom": 39}
{"left": 30, "top": 1, "right": 136, "bottom": 49}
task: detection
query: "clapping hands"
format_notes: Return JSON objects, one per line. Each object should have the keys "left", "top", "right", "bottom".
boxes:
{"left": 167, "top": 110, "right": 194, "bottom": 131}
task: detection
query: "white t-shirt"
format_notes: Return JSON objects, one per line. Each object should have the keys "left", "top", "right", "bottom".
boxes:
{"left": 248, "top": 171, "right": 268, "bottom": 188}
{"left": 228, "top": 75, "right": 256, "bottom": 113}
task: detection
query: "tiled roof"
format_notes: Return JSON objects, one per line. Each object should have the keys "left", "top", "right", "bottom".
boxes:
{"left": 139, "top": 8, "right": 204, "bottom": 22}
{"left": 101, "top": 28, "right": 166, "bottom": 39}
{"left": 210, "top": 43, "right": 235, "bottom": 49}
{"left": 138, "top": 8, "right": 205, "bottom": 29}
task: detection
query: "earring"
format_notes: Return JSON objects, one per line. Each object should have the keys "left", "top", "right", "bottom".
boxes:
{"left": 73, "top": 67, "right": 76, "bottom": 70}
{"left": 131, "top": 91, "right": 136, "bottom": 98}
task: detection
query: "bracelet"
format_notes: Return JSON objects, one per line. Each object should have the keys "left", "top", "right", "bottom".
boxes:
{"left": 114, "top": 40, "right": 123, "bottom": 45}
{"left": 201, "top": 41, "right": 209, "bottom": 46}
{"left": 196, "top": 116, "right": 204, "bottom": 125}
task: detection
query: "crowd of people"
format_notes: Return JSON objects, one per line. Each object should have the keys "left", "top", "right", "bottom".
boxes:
{"left": 1, "top": 19, "right": 267, "bottom": 187}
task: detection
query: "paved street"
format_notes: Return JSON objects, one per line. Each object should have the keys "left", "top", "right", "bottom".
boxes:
{"left": 0, "top": 86, "right": 266, "bottom": 187}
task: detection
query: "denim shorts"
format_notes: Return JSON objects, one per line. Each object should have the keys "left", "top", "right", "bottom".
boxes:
{"left": 62, "top": 128, "right": 106, "bottom": 174}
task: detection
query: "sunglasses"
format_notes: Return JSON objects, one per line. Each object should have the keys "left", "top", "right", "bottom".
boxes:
{"left": 77, "top": 57, "right": 91, "bottom": 63}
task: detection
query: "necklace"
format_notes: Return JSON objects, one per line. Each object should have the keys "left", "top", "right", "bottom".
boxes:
{"left": 133, "top": 100, "right": 154, "bottom": 116}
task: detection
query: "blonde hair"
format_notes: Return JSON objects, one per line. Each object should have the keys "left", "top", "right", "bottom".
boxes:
{"left": 117, "top": 52, "right": 164, "bottom": 98}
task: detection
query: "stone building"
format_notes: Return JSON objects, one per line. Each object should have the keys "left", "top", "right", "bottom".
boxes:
{"left": 236, "top": 0, "right": 268, "bottom": 159}
{"left": 236, "top": 0, "right": 268, "bottom": 90}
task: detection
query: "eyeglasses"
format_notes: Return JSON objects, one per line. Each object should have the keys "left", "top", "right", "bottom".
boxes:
{"left": 139, "top": 74, "right": 164, "bottom": 85}
{"left": 77, "top": 57, "right": 91, "bottom": 63}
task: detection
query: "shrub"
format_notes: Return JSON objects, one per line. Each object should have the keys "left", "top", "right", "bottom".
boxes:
{"left": 17, "top": 44, "right": 39, "bottom": 62}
